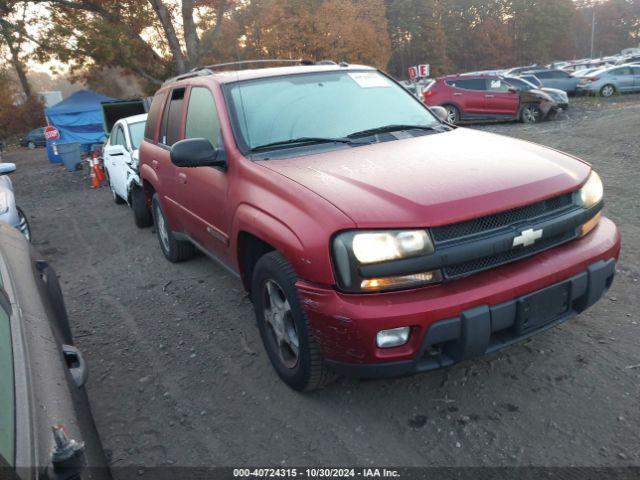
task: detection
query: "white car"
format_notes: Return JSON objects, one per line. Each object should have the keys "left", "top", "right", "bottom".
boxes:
{"left": 0, "top": 163, "right": 31, "bottom": 240}
{"left": 103, "top": 113, "right": 152, "bottom": 227}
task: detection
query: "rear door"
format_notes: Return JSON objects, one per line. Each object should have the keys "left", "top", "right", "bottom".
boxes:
{"left": 174, "top": 85, "right": 230, "bottom": 259}
{"left": 609, "top": 67, "right": 634, "bottom": 91}
{"left": 484, "top": 77, "right": 519, "bottom": 115}
{"left": 633, "top": 66, "right": 640, "bottom": 91}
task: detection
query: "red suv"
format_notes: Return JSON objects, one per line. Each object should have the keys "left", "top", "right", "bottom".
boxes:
{"left": 423, "top": 74, "right": 556, "bottom": 124}
{"left": 139, "top": 61, "right": 620, "bottom": 391}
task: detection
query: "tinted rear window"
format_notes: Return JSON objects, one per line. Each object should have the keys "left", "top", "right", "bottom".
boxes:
{"left": 144, "top": 92, "right": 167, "bottom": 141}
{"left": 160, "top": 88, "right": 185, "bottom": 146}
{"left": 445, "top": 78, "right": 486, "bottom": 90}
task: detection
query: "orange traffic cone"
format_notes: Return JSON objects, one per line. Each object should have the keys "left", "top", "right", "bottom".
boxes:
{"left": 93, "top": 154, "right": 106, "bottom": 183}
{"left": 90, "top": 162, "right": 100, "bottom": 189}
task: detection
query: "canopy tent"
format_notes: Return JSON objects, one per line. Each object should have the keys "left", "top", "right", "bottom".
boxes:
{"left": 45, "top": 90, "right": 115, "bottom": 147}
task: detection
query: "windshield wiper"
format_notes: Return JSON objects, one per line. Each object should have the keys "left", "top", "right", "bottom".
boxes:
{"left": 347, "top": 124, "right": 442, "bottom": 138}
{"left": 249, "top": 137, "right": 365, "bottom": 152}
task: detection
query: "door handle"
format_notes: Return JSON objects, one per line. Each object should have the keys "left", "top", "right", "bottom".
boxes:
{"left": 62, "top": 345, "right": 88, "bottom": 387}
{"left": 178, "top": 172, "right": 187, "bottom": 184}
{"left": 453, "top": 92, "right": 463, "bottom": 96}
{"left": 152, "top": 159, "right": 159, "bottom": 170}
{"left": 485, "top": 94, "right": 495, "bottom": 98}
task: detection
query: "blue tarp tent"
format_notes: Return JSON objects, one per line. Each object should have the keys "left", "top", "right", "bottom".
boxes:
{"left": 45, "top": 90, "right": 114, "bottom": 161}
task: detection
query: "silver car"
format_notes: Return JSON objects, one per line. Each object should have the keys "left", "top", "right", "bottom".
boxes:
{"left": 0, "top": 163, "right": 31, "bottom": 240}
{"left": 577, "top": 64, "right": 640, "bottom": 97}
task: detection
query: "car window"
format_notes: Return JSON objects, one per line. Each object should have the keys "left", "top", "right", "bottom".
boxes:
{"left": 128, "top": 122, "right": 145, "bottom": 150}
{"left": 226, "top": 70, "right": 439, "bottom": 154}
{"left": 0, "top": 302, "right": 14, "bottom": 466}
{"left": 160, "top": 88, "right": 185, "bottom": 147}
{"left": 112, "top": 126, "right": 125, "bottom": 147}
{"left": 533, "top": 71, "right": 551, "bottom": 79}
{"left": 144, "top": 91, "right": 167, "bottom": 142}
{"left": 185, "top": 87, "right": 222, "bottom": 148}
{"left": 611, "top": 67, "right": 632, "bottom": 75}
{"left": 552, "top": 70, "right": 570, "bottom": 79}
{"left": 486, "top": 78, "right": 510, "bottom": 92}
{"left": 446, "top": 78, "right": 486, "bottom": 90}
{"left": 632, "top": 67, "right": 640, "bottom": 75}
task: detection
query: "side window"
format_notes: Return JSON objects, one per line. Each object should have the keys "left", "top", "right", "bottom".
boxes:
{"left": 144, "top": 91, "right": 167, "bottom": 142}
{"left": 486, "top": 78, "right": 509, "bottom": 92}
{"left": 185, "top": 87, "right": 222, "bottom": 149}
{"left": 446, "top": 78, "right": 485, "bottom": 90}
{"left": 0, "top": 302, "right": 14, "bottom": 466}
{"left": 112, "top": 126, "right": 125, "bottom": 146}
{"left": 535, "top": 71, "right": 551, "bottom": 79}
{"left": 554, "top": 70, "right": 570, "bottom": 78}
{"left": 160, "top": 88, "right": 186, "bottom": 147}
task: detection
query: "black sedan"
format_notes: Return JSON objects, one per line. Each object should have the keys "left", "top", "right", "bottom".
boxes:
{"left": 19, "top": 128, "right": 46, "bottom": 149}
{"left": 0, "top": 223, "right": 111, "bottom": 479}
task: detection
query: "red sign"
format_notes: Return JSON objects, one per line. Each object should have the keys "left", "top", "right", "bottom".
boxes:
{"left": 408, "top": 66, "right": 418, "bottom": 80}
{"left": 418, "top": 64, "right": 430, "bottom": 78}
{"left": 44, "top": 125, "right": 60, "bottom": 141}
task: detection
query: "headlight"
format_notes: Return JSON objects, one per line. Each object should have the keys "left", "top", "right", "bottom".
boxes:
{"left": 0, "top": 191, "right": 9, "bottom": 214}
{"left": 332, "top": 230, "right": 440, "bottom": 293}
{"left": 577, "top": 171, "right": 603, "bottom": 208}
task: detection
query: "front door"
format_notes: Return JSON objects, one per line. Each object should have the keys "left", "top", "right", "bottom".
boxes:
{"left": 484, "top": 78, "right": 519, "bottom": 116}
{"left": 104, "top": 125, "right": 128, "bottom": 198}
{"left": 174, "top": 85, "right": 230, "bottom": 260}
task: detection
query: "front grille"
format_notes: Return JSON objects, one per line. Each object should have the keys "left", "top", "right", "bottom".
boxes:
{"left": 431, "top": 193, "right": 573, "bottom": 244}
{"left": 443, "top": 230, "right": 577, "bottom": 278}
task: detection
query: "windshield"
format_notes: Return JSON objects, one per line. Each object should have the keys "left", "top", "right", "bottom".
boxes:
{"left": 225, "top": 70, "right": 440, "bottom": 154}
{"left": 128, "top": 122, "right": 145, "bottom": 149}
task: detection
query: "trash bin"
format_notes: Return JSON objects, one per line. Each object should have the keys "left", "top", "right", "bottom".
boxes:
{"left": 46, "top": 141, "right": 62, "bottom": 164}
{"left": 57, "top": 142, "right": 82, "bottom": 172}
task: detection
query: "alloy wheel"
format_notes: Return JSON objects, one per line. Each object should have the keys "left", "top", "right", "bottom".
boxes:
{"left": 601, "top": 85, "right": 614, "bottom": 97}
{"left": 263, "top": 279, "right": 299, "bottom": 369}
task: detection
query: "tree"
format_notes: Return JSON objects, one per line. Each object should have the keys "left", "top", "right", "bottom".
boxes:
{"left": 0, "top": 1, "right": 33, "bottom": 97}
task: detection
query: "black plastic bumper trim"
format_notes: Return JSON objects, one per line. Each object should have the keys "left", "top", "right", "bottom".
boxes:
{"left": 325, "top": 258, "right": 615, "bottom": 379}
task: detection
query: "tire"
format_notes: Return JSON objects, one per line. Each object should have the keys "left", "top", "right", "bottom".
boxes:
{"left": 600, "top": 84, "right": 615, "bottom": 97}
{"left": 251, "top": 251, "right": 332, "bottom": 391}
{"left": 520, "top": 103, "right": 542, "bottom": 124}
{"left": 131, "top": 186, "right": 153, "bottom": 228}
{"left": 27, "top": 141, "right": 35, "bottom": 150}
{"left": 151, "top": 194, "right": 195, "bottom": 262}
{"left": 16, "top": 206, "right": 31, "bottom": 242}
{"left": 442, "top": 104, "right": 460, "bottom": 125}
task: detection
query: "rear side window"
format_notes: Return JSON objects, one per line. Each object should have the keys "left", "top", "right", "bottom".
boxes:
{"left": 144, "top": 92, "right": 167, "bottom": 142}
{"left": 445, "top": 78, "right": 486, "bottom": 90}
{"left": 185, "top": 87, "right": 222, "bottom": 148}
{"left": 534, "top": 71, "right": 551, "bottom": 79}
{"left": 160, "top": 88, "right": 186, "bottom": 146}
{"left": 0, "top": 303, "right": 14, "bottom": 466}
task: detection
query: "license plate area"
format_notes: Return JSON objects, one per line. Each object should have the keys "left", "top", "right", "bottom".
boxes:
{"left": 516, "top": 282, "right": 571, "bottom": 335}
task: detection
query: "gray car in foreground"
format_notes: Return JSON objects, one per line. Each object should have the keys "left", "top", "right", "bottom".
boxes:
{"left": 0, "top": 223, "right": 111, "bottom": 479}
{"left": 0, "top": 163, "right": 30, "bottom": 241}
{"left": 576, "top": 64, "right": 640, "bottom": 97}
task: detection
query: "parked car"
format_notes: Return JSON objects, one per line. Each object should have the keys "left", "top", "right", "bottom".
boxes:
{"left": 577, "top": 64, "right": 640, "bottom": 97}
{"left": 422, "top": 74, "right": 557, "bottom": 124}
{"left": 19, "top": 127, "right": 46, "bottom": 149}
{"left": 521, "top": 69, "right": 580, "bottom": 93}
{"left": 0, "top": 163, "right": 31, "bottom": 240}
{"left": 507, "top": 75, "right": 569, "bottom": 109}
{"left": 138, "top": 62, "right": 619, "bottom": 391}
{"left": 0, "top": 222, "right": 111, "bottom": 478}
{"left": 615, "top": 54, "right": 640, "bottom": 65}
{"left": 570, "top": 67, "right": 602, "bottom": 78}
{"left": 102, "top": 113, "right": 152, "bottom": 227}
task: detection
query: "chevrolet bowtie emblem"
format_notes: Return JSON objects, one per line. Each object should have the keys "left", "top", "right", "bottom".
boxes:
{"left": 513, "top": 228, "right": 543, "bottom": 248}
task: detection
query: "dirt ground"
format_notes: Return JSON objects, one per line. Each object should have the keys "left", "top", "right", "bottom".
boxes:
{"left": 5, "top": 95, "right": 640, "bottom": 474}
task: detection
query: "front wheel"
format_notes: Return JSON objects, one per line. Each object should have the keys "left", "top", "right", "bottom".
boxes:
{"left": 600, "top": 84, "right": 615, "bottom": 97}
{"left": 520, "top": 103, "right": 542, "bottom": 124}
{"left": 131, "top": 186, "right": 153, "bottom": 228}
{"left": 251, "top": 251, "right": 332, "bottom": 391}
{"left": 16, "top": 207, "right": 31, "bottom": 242}
{"left": 151, "top": 194, "right": 195, "bottom": 262}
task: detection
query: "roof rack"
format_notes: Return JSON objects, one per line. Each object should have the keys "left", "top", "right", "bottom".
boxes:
{"left": 162, "top": 59, "right": 337, "bottom": 86}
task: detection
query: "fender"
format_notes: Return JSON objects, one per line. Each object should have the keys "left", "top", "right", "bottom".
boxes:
{"left": 232, "top": 203, "right": 305, "bottom": 272}
{"left": 139, "top": 163, "right": 159, "bottom": 192}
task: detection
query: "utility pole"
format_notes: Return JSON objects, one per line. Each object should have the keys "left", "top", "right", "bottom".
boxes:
{"left": 590, "top": 7, "right": 596, "bottom": 58}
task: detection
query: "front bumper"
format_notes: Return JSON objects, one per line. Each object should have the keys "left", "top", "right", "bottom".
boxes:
{"left": 297, "top": 217, "right": 620, "bottom": 377}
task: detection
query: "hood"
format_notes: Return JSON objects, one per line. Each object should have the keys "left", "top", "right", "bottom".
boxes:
{"left": 258, "top": 128, "right": 590, "bottom": 228}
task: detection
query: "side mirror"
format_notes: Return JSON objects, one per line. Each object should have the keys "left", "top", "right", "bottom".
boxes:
{"left": 170, "top": 138, "right": 225, "bottom": 169}
{"left": 430, "top": 106, "right": 449, "bottom": 123}
{"left": 0, "top": 163, "right": 16, "bottom": 175}
{"left": 508, "top": 86, "right": 518, "bottom": 93}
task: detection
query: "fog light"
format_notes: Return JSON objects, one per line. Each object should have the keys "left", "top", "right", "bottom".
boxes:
{"left": 376, "top": 327, "right": 410, "bottom": 348}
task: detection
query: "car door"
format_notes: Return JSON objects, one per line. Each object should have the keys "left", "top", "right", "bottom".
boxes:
{"left": 103, "top": 124, "right": 128, "bottom": 198}
{"left": 609, "top": 67, "right": 634, "bottom": 91}
{"left": 633, "top": 66, "right": 640, "bottom": 91}
{"left": 484, "top": 77, "right": 519, "bottom": 116}
{"left": 173, "top": 85, "right": 230, "bottom": 259}
{"left": 445, "top": 78, "right": 485, "bottom": 115}
{"left": 553, "top": 70, "right": 577, "bottom": 93}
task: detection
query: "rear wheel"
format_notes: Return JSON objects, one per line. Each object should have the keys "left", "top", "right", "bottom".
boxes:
{"left": 152, "top": 194, "right": 195, "bottom": 262}
{"left": 442, "top": 104, "right": 460, "bottom": 124}
{"left": 131, "top": 186, "right": 153, "bottom": 228}
{"left": 251, "top": 251, "right": 332, "bottom": 391}
{"left": 600, "top": 84, "right": 615, "bottom": 97}
{"left": 520, "top": 103, "right": 542, "bottom": 124}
